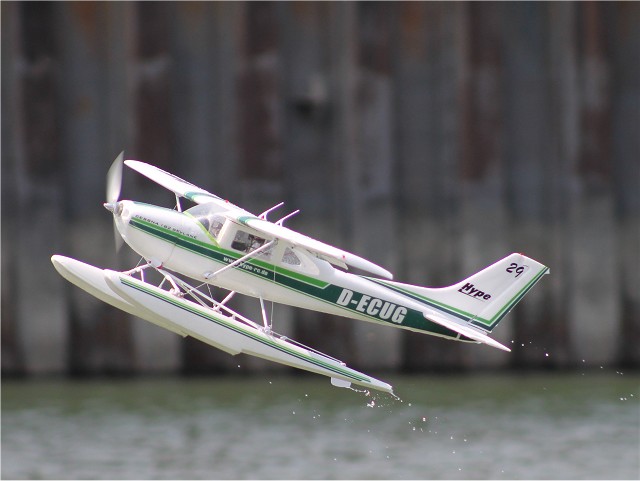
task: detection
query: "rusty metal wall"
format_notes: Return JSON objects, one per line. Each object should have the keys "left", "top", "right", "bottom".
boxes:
{"left": 2, "top": 1, "right": 638, "bottom": 376}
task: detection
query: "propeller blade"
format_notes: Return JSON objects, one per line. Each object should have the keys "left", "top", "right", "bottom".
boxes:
{"left": 106, "top": 151, "right": 124, "bottom": 204}
{"left": 106, "top": 152, "right": 125, "bottom": 252}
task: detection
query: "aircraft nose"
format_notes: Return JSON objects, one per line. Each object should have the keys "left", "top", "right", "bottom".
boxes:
{"left": 104, "top": 202, "right": 123, "bottom": 215}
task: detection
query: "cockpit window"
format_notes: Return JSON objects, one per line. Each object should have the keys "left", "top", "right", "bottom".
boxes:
{"left": 231, "top": 230, "right": 272, "bottom": 258}
{"left": 188, "top": 204, "right": 226, "bottom": 240}
{"left": 202, "top": 215, "right": 225, "bottom": 239}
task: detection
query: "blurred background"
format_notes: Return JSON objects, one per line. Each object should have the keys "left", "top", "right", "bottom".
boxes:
{"left": 3, "top": 3, "right": 639, "bottom": 480}
{"left": 2, "top": 1, "right": 639, "bottom": 377}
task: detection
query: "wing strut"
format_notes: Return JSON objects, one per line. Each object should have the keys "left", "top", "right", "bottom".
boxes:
{"left": 218, "top": 290, "right": 236, "bottom": 307}
{"left": 259, "top": 296, "right": 272, "bottom": 333}
{"left": 203, "top": 239, "right": 277, "bottom": 280}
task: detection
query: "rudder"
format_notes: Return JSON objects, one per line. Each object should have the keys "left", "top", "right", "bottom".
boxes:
{"left": 448, "top": 253, "right": 549, "bottom": 332}
{"left": 380, "top": 253, "right": 549, "bottom": 333}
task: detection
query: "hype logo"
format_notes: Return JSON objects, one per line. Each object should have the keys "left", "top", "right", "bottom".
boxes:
{"left": 458, "top": 283, "right": 492, "bottom": 301}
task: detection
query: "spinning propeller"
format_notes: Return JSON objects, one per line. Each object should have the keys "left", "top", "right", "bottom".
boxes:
{"left": 104, "top": 152, "right": 125, "bottom": 251}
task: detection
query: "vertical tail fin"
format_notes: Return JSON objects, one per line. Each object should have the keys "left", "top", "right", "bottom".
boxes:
{"left": 383, "top": 253, "right": 549, "bottom": 333}
{"left": 447, "top": 253, "right": 549, "bottom": 332}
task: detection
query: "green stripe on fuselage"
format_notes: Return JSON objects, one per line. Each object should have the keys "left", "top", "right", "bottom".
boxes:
{"left": 128, "top": 218, "right": 457, "bottom": 339}
{"left": 365, "top": 278, "right": 475, "bottom": 323}
{"left": 367, "top": 266, "right": 550, "bottom": 332}
{"left": 130, "top": 216, "right": 327, "bottom": 288}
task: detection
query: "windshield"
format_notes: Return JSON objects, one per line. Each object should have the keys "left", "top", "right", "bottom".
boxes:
{"left": 187, "top": 204, "right": 226, "bottom": 240}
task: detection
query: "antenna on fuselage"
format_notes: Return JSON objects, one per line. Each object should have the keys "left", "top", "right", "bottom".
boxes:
{"left": 259, "top": 201, "right": 285, "bottom": 220}
{"left": 275, "top": 210, "right": 300, "bottom": 226}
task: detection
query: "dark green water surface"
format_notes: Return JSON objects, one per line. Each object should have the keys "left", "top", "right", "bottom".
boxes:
{"left": 2, "top": 372, "right": 638, "bottom": 479}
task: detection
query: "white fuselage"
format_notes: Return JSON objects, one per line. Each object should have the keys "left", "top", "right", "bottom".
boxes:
{"left": 113, "top": 200, "right": 459, "bottom": 341}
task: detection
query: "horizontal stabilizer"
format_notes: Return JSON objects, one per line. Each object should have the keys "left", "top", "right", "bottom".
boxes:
{"left": 424, "top": 311, "right": 511, "bottom": 352}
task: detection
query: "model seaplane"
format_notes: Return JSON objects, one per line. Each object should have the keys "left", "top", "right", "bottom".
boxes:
{"left": 52, "top": 153, "right": 549, "bottom": 394}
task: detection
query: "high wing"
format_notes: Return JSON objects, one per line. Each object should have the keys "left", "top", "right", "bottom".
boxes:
{"left": 124, "top": 160, "right": 249, "bottom": 213}
{"left": 234, "top": 215, "right": 394, "bottom": 280}
{"left": 125, "top": 159, "right": 394, "bottom": 280}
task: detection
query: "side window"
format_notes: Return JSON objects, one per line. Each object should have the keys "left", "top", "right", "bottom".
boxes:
{"left": 282, "top": 247, "right": 301, "bottom": 266}
{"left": 231, "top": 230, "right": 270, "bottom": 257}
{"left": 279, "top": 246, "right": 318, "bottom": 275}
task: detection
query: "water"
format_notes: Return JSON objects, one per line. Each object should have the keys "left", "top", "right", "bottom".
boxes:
{"left": 2, "top": 372, "right": 639, "bottom": 479}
